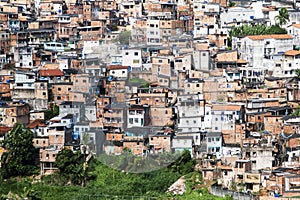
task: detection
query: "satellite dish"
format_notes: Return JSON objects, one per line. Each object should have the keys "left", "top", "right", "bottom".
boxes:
{"left": 108, "top": 76, "right": 113, "bottom": 81}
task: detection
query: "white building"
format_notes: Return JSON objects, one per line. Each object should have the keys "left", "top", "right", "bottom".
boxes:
{"left": 177, "top": 94, "right": 205, "bottom": 133}
{"left": 237, "top": 34, "right": 293, "bottom": 72}
{"left": 122, "top": 48, "right": 142, "bottom": 70}
{"left": 273, "top": 50, "right": 300, "bottom": 78}
{"left": 287, "top": 24, "right": 300, "bottom": 48}
{"left": 146, "top": 19, "right": 161, "bottom": 45}
{"left": 107, "top": 65, "right": 128, "bottom": 78}
{"left": 220, "top": 7, "right": 255, "bottom": 28}
{"left": 193, "top": 2, "right": 220, "bottom": 37}
{"left": 127, "top": 105, "right": 145, "bottom": 128}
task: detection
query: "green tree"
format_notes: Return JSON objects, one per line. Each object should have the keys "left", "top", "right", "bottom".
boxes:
{"left": 296, "top": 68, "right": 300, "bottom": 78}
{"left": 228, "top": 1, "right": 235, "bottom": 7}
{"left": 114, "top": 31, "right": 131, "bottom": 45}
{"left": 228, "top": 24, "right": 287, "bottom": 48}
{"left": 44, "top": 103, "right": 59, "bottom": 120}
{"left": 54, "top": 148, "right": 95, "bottom": 186}
{"left": 275, "top": 8, "right": 290, "bottom": 26}
{"left": 0, "top": 124, "right": 37, "bottom": 178}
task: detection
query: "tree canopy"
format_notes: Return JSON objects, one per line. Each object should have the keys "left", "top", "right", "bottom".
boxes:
{"left": 115, "top": 31, "right": 131, "bottom": 46}
{"left": 275, "top": 8, "right": 290, "bottom": 26}
{"left": 0, "top": 124, "right": 37, "bottom": 178}
{"left": 229, "top": 24, "right": 287, "bottom": 38}
{"left": 54, "top": 148, "right": 96, "bottom": 186}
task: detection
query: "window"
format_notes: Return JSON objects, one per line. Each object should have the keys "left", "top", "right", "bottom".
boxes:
{"left": 216, "top": 138, "right": 220, "bottom": 142}
{"left": 134, "top": 52, "right": 138, "bottom": 56}
{"left": 58, "top": 87, "right": 61, "bottom": 91}
{"left": 208, "top": 138, "right": 211, "bottom": 142}
{"left": 42, "top": 92, "right": 46, "bottom": 96}
{"left": 125, "top": 52, "right": 129, "bottom": 55}
{"left": 134, "top": 118, "right": 139, "bottom": 123}
{"left": 258, "top": 116, "right": 261, "bottom": 120}
{"left": 83, "top": 80, "right": 87, "bottom": 83}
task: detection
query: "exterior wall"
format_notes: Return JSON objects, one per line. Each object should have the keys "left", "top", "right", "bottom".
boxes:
{"left": 108, "top": 68, "right": 128, "bottom": 78}
{"left": 127, "top": 109, "right": 144, "bottom": 128}
{"left": 193, "top": 50, "right": 210, "bottom": 70}
{"left": 177, "top": 99, "right": 205, "bottom": 132}
{"left": 220, "top": 7, "right": 254, "bottom": 27}
{"left": 174, "top": 54, "right": 192, "bottom": 72}
{"left": 147, "top": 19, "right": 161, "bottom": 45}
{"left": 149, "top": 135, "right": 171, "bottom": 152}
{"left": 33, "top": 138, "right": 49, "bottom": 149}
{"left": 207, "top": 135, "right": 222, "bottom": 154}
{"left": 123, "top": 140, "right": 144, "bottom": 155}
{"left": 264, "top": 116, "right": 283, "bottom": 135}
{"left": 51, "top": 83, "right": 73, "bottom": 103}
{"left": 150, "top": 107, "right": 173, "bottom": 127}
{"left": 0, "top": 104, "right": 29, "bottom": 127}
{"left": 122, "top": 49, "right": 142, "bottom": 70}
{"left": 238, "top": 36, "right": 293, "bottom": 69}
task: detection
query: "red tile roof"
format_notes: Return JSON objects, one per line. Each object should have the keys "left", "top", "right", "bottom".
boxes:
{"left": 27, "top": 119, "right": 46, "bottom": 129}
{"left": 284, "top": 50, "right": 300, "bottom": 56}
{"left": 247, "top": 34, "right": 293, "bottom": 40}
{"left": 108, "top": 65, "right": 128, "bottom": 70}
{"left": 40, "top": 69, "right": 64, "bottom": 77}
{"left": 0, "top": 127, "right": 12, "bottom": 136}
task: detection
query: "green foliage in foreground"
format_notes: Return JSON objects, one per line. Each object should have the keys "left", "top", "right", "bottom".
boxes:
{"left": 0, "top": 124, "right": 38, "bottom": 179}
{"left": 0, "top": 150, "right": 229, "bottom": 199}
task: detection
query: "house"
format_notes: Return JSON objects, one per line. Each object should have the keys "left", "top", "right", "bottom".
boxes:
{"left": 40, "top": 114, "right": 74, "bottom": 175}
{"left": 149, "top": 129, "right": 173, "bottom": 153}
{"left": 211, "top": 103, "right": 245, "bottom": 134}
{"left": 59, "top": 101, "right": 85, "bottom": 123}
{"left": 146, "top": 19, "right": 161, "bottom": 46}
{"left": 13, "top": 70, "right": 35, "bottom": 104}
{"left": 103, "top": 103, "right": 126, "bottom": 132}
{"left": 123, "top": 134, "right": 146, "bottom": 155}
{"left": 242, "top": 142, "right": 274, "bottom": 170}
{"left": 273, "top": 50, "right": 300, "bottom": 78}
{"left": 127, "top": 104, "right": 147, "bottom": 128}
{"left": 172, "top": 135, "right": 194, "bottom": 156}
{"left": 176, "top": 94, "right": 205, "bottom": 133}
{"left": 51, "top": 83, "right": 73, "bottom": 103}
{"left": 107, "top": 65, "right": 128, "bottom": 78}
{"left": 39, "top": 69, "right": 65, "bottom": 83}
{"left": 206, "top": 132, "right": 223, "bottom": 157}
{"left": 220, "top": 7, "right": 255, "bottom": 29}
{"left": 34, "top": 81, "right": 48, "bottom": 110}
{"left": 236, "top": 34, "right": 293, "bottom": 72}
{"left": 193, "top": 2, "right": 220, "bottom": 37}
{"left": 79, "top": 129, "right": 105, "bottom": 156}
{"left": 0, "top": 101, "right": 30, "bottom": 127}
{"left": 122, "top": 48, "right": 142, "bottom": 71}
